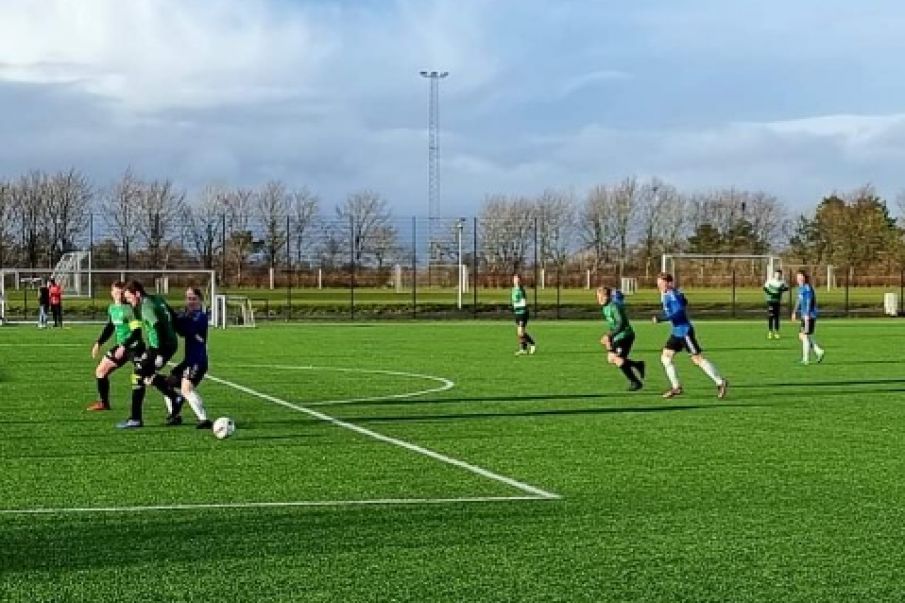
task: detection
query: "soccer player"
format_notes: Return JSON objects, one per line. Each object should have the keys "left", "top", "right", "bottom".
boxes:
{"left": 511, "top": 273, "right": 536, "bottom": 355}
{"left": 763, "top": 269, "right": 789, "bottom": 339}
{"left": 652, "top": 272, "right": 728, "bottom": 399}
{"left": 791, "top": 270, "right": 825, "bottom": 364}
{"left": 48, "top": 278, "right": 63, "bottom": 328}
{"left": 597, "top": 286, "right": 644, "bottom": 391}
{"left": 116, "top": 280, "right": 183, "bottom": 429}
{"left": 37, "top": 280, "right": 50, "bottom": 328}
{"left": 88, "top": 282, "right": 144, "bottom": 411}
{"left": 163, "top": 287, "right": 212, "bottom": 429}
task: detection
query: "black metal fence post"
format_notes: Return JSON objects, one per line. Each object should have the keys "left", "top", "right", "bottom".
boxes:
{"left": 411, "top": 216, "right": 417, "bottom": 319}
{"left": 731, "top": 268, "right": 736, "bottom": 318}
{"left": 286, "top": 215, "right": 292, "bottom": 321}
{"left": 349, "top": 216, "right": 355, "bottom": 321}
{"left": 533, "top": 217, "right": 539, "bottom": 314}
{"left": 472, "top": 217, "right": 478, "bottom": 318}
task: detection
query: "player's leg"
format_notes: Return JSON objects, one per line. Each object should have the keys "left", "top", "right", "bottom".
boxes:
{"left": 772, "top": 302, "right": 782, "bottom": 337}
{"left": 686, "top": 330, "right": 728, "bottom": 398}
{"left": 182, "top": 366, "right": 211, "bottom": 429}
{"left": 660, "top": 341, "right": 682, "bottom": 398}
{"left": 89, "top": 354, "right": 121, "bottom": 411}
{"left": 807, "top": 319, "right": 824, "bottom": 362}
{"left": 612, "top": 335, "right": 642, "bottom": 390}
{"left": 117, "top": 356, "right": 148, "bottom": 428}
{"left": 798, "top": 320, "right": 811, "bottom": 363}
{"left": 523, "top": 314, "right": 536, "bottom": 354}
{"left": 515, "top": 318, "right": 528, "bottom": 355}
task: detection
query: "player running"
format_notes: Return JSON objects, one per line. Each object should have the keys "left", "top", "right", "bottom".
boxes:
{"left": 164, "top": 287, "right": 212, "bottom": 429}
{"left": 511, "top": 273, "right": 536, "bottom": 356}
{"left": 792, "top": 270, "right": 825, "bottom": 365}
{"left": 652, "top": 272, "right": 728, "bottom": 399}
{"left": 597, "top": 286, "right": 644, "bottom": 391}
{"left": 116, "top": 280, "right": 183, "bottom": 429}
{"left": 88, "top": 282, "right": 144, "bottom": 411}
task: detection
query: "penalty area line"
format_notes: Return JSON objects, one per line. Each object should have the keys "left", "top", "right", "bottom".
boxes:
{"left": 206, "top": 372, "right": 561, "bottom": 501}
{"left": 0, "top": 495, "right": 551, "bottom": 516}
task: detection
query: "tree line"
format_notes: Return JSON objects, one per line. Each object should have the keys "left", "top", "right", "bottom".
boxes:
{"left": 1, "top": 168, "right": 903, "bottom": 285}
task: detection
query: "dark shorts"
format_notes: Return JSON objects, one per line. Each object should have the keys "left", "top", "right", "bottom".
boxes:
{"left": 170, "top": 360, "right": 207, "bottom": 387}
{"left": 610, "top": 332, "right": 635, "bottom": 359}
{"left": 800, "top": 317, "right": 816, "bottom": 335}
{"left": 767, "top": 301, "right": 780, "bottom": 318}
{"left": 134, "top": 345, "right": 178, "bottom": 378}
{"left": 514, "top": 311, "right": 529, "bottom": 327}
{"left": 665, "top": 329, "right": 703, "bottom": 355}
{"left": 104, "top": 343, "right": 145, "bottom": 369}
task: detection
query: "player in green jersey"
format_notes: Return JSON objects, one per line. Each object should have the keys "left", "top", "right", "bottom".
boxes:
{"left": 597, "top": 286, "right": 645, "bottom": 391}
{"left": 763, "top": 269, "right": 789, "bottom": 339}
{"left": 88, "top": 282, "right": 144, "bottom": 411}
{"left": 511, "top": 274, "right": 536, "bottom": 355}
{"left": 116, "top": 280, "right": 183, "bottom": 429}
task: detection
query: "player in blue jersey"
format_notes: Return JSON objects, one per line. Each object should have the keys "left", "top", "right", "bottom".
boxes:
{"left": 791, "top": 270, "right": 825, "bottom": 365}
{"left": 652, "top": 272, "right": 728, "bottom": 399}
{"left": 164, "top": 286, "right": 212, "bottom": 429}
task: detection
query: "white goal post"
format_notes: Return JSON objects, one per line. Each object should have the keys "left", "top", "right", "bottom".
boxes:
{"left": 0, "top": 268, "right": 217, "bottom": 325}
{"left": 214, "top": 295, "right": 256, "bottom": 328}
{"left": 661, "top": 254, "right": 782, "bottom": 284}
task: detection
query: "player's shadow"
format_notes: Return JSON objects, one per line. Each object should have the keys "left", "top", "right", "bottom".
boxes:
{"left": 342, "top": 403, "right": 747, "bottom": 424}
{"left": 737, "top": 377, "right": 905, "bottom": 389}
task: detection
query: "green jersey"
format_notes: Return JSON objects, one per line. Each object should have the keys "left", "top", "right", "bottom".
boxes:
{"left": 511, "top": 286, "right": 528, "bottom": 315}
{"left": 763, "top": 278, "right": 788, "bottom": 303}
{"left": 137, "top": 294, "right": 178, "bottom": 349}
{"left": 108, "top": 302, "right": 141, "bottom": 347}
{"left": 602, "top": 301, "right": 633, "bottom": 342}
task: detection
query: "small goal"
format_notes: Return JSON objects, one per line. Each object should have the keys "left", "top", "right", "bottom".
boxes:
{"left": 214, "top": 295, "right": 256, "bottom": 328}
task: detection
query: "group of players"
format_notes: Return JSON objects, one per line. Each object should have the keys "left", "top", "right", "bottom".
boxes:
{"left": 510, "top": 269, "right": 826, "bottom": 399}
{"left": 88, "top": 280, "right": 212, "bottom": 430}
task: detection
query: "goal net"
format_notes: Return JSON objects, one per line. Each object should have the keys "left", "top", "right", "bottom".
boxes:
{"left": 0, "top": 268, "right": 218, "bottom": 325}
{"left": 214, "top": 295, "right": 256, "bottom": 328}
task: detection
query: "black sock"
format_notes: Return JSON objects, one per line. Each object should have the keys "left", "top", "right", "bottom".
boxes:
{"left": 525, "top": 333, "right": 535, "bottom": 345}
{"left": 97, "top": 377, "right": 110, "bottom": 407}
{"left": 620, "top": 363, "right": 639, "bottom": 384}
{"left": 130, "top": 385, "right": 145, "bottom": 422}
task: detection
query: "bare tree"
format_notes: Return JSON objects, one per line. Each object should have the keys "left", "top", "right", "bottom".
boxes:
{"left": 256, "top": 180, "right": 291, "bottom": 270}
{"left": 291, "top": 187, "right": 320, "bottom": 265}
{"left": 0, "top": 180, "right": 13, "bottom": 267}
{"left": 578, "top": 184, "right": 617, "bottom": 275}
{"left": 335, "top": 190, "right": 394, "bottom": 265}
{"left": 11, "top": 171, "right": 50, "bottom": 269}
{"left": 184, "top": 184, "right": 227, "bottom": 270}
{"left": 637, "top": 179, "right": 687, "bottom": 277}
{"left": 535, "top": 188, "right": 576, "bottom": 271}
{"left": 101, "top": 168, "right": 143, "bottom": 269}
{"left": 479, "top": 194, "right": 534, "bottom": 277}
{"left": 611, "top": 177, "right": 639, "bottom": 277}
{"left": 45, "top": 169, "right": 92, "bottom": 264}
{"left": 371, "top": 224, "right": 402, "bottom": 273}
{"left": 222, "top": 187, "right": 255, "bottom": 285}
{"left": 135, "top": 179, "right": 186, "bottom": 268}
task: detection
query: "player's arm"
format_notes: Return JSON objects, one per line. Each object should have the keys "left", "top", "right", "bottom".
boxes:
{"left": 92, "top": 319, "right": 115, "bottom": 358}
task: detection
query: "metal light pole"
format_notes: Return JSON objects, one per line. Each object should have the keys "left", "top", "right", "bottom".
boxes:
{"left": 419, "top": 70, "right": 448, "bottom": 287}
{"left": 456, "top": 219, "right": 464, "bottom": 309}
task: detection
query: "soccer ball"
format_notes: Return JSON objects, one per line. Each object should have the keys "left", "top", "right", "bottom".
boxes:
{"left": 212, "top": 417, "right": 236, "bottom": 440}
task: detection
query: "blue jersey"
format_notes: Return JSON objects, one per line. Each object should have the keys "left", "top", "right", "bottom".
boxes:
{"left": 798, "top": 284, "right": 817, "bottom": 318}
{"left": 178, "top": 309, "right": 209, "bottom": 366}
{"left": 660, "top": 288, "right": 692, "bottom": 337}
{"left": 612, "top": 289, "right": 625, "bottom": 307}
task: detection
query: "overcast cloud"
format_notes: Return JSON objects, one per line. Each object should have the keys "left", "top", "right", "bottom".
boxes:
{"left": 2, "top": 0, "right": 905, "bottom": 216}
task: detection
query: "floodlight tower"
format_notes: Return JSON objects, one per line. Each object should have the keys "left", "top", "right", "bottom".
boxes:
{"left": 419, "top": 70, "right": 448, "bottom": 268}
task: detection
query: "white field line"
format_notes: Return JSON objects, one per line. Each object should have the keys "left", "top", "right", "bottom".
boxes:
{"left": 225, "top": 364, "right": 454, "bottom": 406}
{"left": 0, "top": 495, "right": 550, "bottom": 515}
{"left": 206, "top": 372, "right": 561, "bottom": 500}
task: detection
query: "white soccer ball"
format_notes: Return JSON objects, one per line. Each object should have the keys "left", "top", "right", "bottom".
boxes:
{"left": 212, "top": 417, "right": 236, "bottom": 440}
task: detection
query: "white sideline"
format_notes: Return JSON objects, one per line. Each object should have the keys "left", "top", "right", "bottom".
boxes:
{"left": 206, "top": 372, "right": 561, "bottom": 500}
{"left": 0, "top": 495, "right": 550, "bottom": 515}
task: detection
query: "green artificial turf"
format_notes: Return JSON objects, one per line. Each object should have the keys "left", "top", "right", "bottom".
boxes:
{"left": 3, "top": 318, "right": 905, "bottom": 601}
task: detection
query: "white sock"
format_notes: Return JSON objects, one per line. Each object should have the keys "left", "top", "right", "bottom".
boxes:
{"left": 164, "top": 396, "right": 173, "bottom": 414}
{"left": 699, "top": 359, "right": 722, "bottom": 385}
{"left": 185, "top": 391, "right": 207, "bottom": 421}
{"left": 801, "top": 338, "right": 810, "bottom": 362}
{"left": 809, "top": 337, "right": 823, "bottom": 355}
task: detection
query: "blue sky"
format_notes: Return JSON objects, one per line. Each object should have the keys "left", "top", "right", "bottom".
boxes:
{"left": 2, "top": 0, "right": 905, "bottom": 216}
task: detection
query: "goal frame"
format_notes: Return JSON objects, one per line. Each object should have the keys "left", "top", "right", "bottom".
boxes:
{"left": 660, "top": 254, "right": 782, "bottom": 285}
{"left": 0, "top": 268, "right": 217, "bottom": 326}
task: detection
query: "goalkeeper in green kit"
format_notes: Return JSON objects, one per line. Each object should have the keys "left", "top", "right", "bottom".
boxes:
{"left": 763, "top": 269, "right": 789, "bottom": 339}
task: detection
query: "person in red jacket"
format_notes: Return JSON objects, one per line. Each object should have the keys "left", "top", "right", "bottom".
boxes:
{"left": 48, "top": 278, "right": 63, "bottom": 328}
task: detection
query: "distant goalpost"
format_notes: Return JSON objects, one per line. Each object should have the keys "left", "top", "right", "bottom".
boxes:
{"left": 0, "top": 268, "right": 217, "bottom": 326}
{"left": 661, "top": 254, "right": 782, "bottom": 285}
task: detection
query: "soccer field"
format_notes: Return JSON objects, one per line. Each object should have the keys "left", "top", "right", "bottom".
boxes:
{"left": 3, "top": 319, "right": 905, "bottom": 601}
